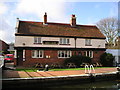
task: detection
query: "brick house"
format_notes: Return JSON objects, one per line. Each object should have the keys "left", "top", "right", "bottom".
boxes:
{"left": 14, "top": 13, "right": 106, "bottom": 67}
{"left": 0, "top": 40, "right": 9, "bottom": 55}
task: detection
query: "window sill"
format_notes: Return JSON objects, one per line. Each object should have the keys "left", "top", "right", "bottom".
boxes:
{"left": 32, "top": 57, "right": 43, "bottom": 58}
{"left": 43, "top": 44, "right": 58, "bottom": 45}
{"left": 59, "top": 44, "right": 70, "bottom": 45}
{"left": 34, "top": 43, "right": 42, "bottom": 44}
{"left": 58, "top": 57, "right": 70, "bottom": 58}
{"left": 85, "top": 45, "right": 92, "bottom": 46}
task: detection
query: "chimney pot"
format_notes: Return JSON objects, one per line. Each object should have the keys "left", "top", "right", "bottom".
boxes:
{"left": 43, "top": 12, "right": 47, "bottom": 25}
{"left": 70, "top": 14, "right": 76, "bottom": 27}
{"left": 72, "top": 14, "right": 75, "bottom": 17}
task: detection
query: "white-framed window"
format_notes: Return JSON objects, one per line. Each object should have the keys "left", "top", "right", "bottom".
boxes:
{"left": 34, "top": 37, "right": 42, "bottom": 44}
{"left": 85, "top": 51, "right": 93, "bottom": 58}
{"left": 23, "top": 50, "right": 25, "bottom": 61}
{"left": 58, "top": 51, "right": 72, "bottom": 58}
{"left": 60, "top": 38, "right": 70, "bottom": 44}
{"left": 85, "top": 39, "right": 92, "bottom": 46}
{"left": 32, "top": 50, "right": 43, "bottom": 58}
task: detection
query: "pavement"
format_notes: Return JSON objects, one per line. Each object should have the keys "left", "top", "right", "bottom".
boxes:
{"left": 2, "top": 62, "right": 117, "bottom": 79}
{"left": 2, "top": 67, "right": 117, "bottom": 78}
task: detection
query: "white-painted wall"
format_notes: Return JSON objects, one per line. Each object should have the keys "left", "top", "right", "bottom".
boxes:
{"left": 76, "top": 38, "right": 105, "bottom": 48}
{"left": 15, "top": 36, "right": 105, "bottom": 48}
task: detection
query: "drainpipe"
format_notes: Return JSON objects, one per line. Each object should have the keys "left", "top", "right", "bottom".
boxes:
{"left": 74, "top": 38, "right": 77, "bottom": 55}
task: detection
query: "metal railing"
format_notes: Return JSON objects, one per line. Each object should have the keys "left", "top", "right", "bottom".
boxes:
{"left": 85, "top": 64, "right": 95, "bottom": 74}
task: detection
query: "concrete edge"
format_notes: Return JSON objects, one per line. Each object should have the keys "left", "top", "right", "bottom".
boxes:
{"left": 2, "top": 71, "right": 118, "bottom": 81}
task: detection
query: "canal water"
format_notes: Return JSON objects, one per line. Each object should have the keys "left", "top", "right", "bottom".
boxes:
{"left": 48, "top": 80, "right": 120, "bottom": 89}
{"left": 3, "top": 80, "right": 120, "bottom": 89}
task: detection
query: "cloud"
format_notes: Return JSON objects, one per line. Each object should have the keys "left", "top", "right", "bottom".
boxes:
{"left": 0, "top": 17, "right": 15, "bottom": 43}
{"left": 15, "top": 0, "right": 68, "bottom": 23}
{"left": 0, "top": 0, "right": 69, "bottom": 44}
{"left": 0, "top": 2, "right": 8, "bottom": 15}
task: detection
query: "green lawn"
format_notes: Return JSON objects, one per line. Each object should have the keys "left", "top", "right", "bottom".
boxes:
{"left": 15, "top": 67, "right": 115, "bottom": 72}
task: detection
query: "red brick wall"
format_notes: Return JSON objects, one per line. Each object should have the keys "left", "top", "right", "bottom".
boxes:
{"left": 23, "top": 50, "right": 65, "bottom": 67}
{"left": 21, "top": 49, "right": 105, "bottom": 67}
{"left": 72, "top": 50, "right": 105, "bottom": 63}
{"left": 0, "top": 40, "right": 8, "bottom": 51}
{"left": 92, "top": 51, "right": 105, "bottom": 63}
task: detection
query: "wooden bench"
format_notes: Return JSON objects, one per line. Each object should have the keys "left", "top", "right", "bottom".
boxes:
{"left": 66, "top": 63, "right": 76, "bottom": 68}
{"left": 34, "top": 63, "right": 44, "bottom": 68}
{"left": 50, "top": 63, "right": 61, "bottom": 68}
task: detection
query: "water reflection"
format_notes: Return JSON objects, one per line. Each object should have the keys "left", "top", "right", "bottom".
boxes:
{"left": 49, "top": 80, "right": 120, "bottom": 89}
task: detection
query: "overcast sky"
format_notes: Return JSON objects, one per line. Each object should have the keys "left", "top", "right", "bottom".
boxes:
{"left": 0, "top": 0, "right": 119, "bottom": 44}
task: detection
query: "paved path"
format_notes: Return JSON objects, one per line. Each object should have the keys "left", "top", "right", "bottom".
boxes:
{"left": 2, "top": 68, "right": 117, "bottom": 78}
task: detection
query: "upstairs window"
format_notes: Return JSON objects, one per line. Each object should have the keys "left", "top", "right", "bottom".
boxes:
{"left": 85, "top": 39, "right": 92, "bottom": 46}
{"left": 60, "top": 38, "right": 70, "bottom": 44}
{"left": 34, "top": 37, "right": 42, "bottom": 44}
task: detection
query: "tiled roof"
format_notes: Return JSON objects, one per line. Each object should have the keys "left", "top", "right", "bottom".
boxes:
{"left": 16, "top": 21, "right": 106, "bottom": 39}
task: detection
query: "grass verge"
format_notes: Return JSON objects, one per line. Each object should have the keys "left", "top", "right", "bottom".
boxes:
{"left": 15, "top": 67, "right": 115, "bottom": 72}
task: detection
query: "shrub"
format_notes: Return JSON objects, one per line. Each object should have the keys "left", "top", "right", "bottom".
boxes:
{"left": 100, "top": 52, "right": 114, "bottom": 67}
{"left": 64, "top": 55, "right": 91, "bottom": 67}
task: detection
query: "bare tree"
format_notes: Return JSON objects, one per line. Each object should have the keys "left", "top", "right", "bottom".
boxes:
{"left": 96, "top": 17, "right": 118, "bottom": 47}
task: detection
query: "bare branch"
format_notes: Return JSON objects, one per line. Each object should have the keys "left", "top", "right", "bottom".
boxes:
{"left": 96, "top": 17, "right": 118, "bottom": 46}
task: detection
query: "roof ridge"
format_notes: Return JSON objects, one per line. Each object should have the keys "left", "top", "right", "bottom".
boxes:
{"left": 17, "top": 20, "right": 105, "bottom": 38}
{"left": 20, "top": 20, "right": 96, "bottom": 27}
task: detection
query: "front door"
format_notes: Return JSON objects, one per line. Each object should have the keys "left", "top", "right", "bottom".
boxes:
{"left": 17, "top": 49, "right": 23, "bottom": 66}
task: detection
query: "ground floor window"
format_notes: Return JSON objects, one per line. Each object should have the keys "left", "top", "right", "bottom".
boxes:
{"left": 85, "top": 51, "right": 93, "bottom": 58}
{"left": 23, "top": 50, "right": 25, "bottom": 61}
{"left": 32, "top": 50, "right": 43, "bottom": 58}
{"left": 58, "top": 51, "right": 72, "bottom": 58}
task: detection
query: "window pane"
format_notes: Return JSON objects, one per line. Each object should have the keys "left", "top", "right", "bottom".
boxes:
{"left": 60, "top": 38, "right": 70, "bottom": 44}
{"left": 89, "top": 51, "right": 93, "bottom": 58}
{"left": 65, "top": 51, "right": 67, "bottom": 57}
{"left": 58, "top": 51, "right": 71, "bottom": 58}
{"left": 58, "top": 51, "right": 60, "bottom": 57}
{"left": 60, "top": 38, "right": 62, "bottom": 44}
{"left": 23, "top": 50, "right": 25, "bottom": 58}
{"left": 34, "top": 37, "right": 37, "bottom": 43}
{"left": 36, "top": 50, "right": 39, "bottom": 57}
{"left": 87, "top": 51, "right": 89, "bottom": 57}
{"left": 39, "top": 51, "right": 42, "bottom": 57}
{"left": 63, "top": 38, "right": 66, "bottom": 44}
{"left": 67, "top": 51, "right": 71, "bottom": 57}
{"left": 85, "top": 39, "right": 91, "bottom": 45}
{"left": 88, "top": 39, "right": 91, "bottom": 45}
{"left": 67, "top": 39, "right": 69, "bottom": 44}
{"left": 61, "top": 51, "right": 64, "bottom": 57}
{"left": 38, "top": 37, "right": 41, "bottom": 43}
{"left": 32, "top": 50, "right": 35, "bottom": 58}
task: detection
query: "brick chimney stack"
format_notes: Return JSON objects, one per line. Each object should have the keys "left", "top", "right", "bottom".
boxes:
{"left": 43, "top": 12, "right": 47, "bottom": 25}
{"left": 70, "top": 14, "right": 76, "bottom": 27}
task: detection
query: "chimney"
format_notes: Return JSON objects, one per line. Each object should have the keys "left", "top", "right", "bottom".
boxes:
{"left": 15, "top": 18, "right": 19, "bottom": 33}
{"left": 43, "top": 12, "right": 47, "bottom": 25}
{"left": 70, "top": 14, "right": 76, "bottom": 27}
